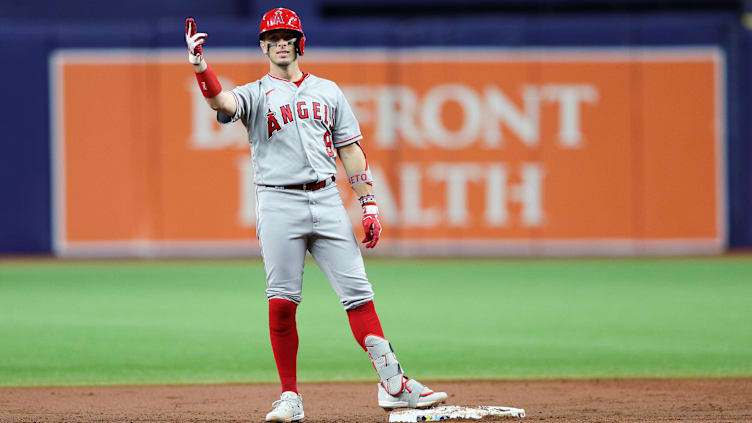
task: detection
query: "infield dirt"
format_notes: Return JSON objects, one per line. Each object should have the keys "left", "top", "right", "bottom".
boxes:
{"left": 1, "top": 379, "right": 750, "bottom": 422}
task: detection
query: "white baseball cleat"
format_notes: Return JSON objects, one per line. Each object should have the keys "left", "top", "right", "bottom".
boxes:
{"left": 378, "top": 377, "right": 448, "bottom": 410}
{"left": 265, "top": 391, "right": 304, "bottom": 422}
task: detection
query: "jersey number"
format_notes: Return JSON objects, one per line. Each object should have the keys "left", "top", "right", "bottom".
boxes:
{"left": 323, "top": 132, "right": 335, "bottom": 157}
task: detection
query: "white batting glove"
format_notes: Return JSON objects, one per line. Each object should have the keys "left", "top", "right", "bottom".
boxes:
{"left": 185, "top": 18, "right": 207, "bottom": 65}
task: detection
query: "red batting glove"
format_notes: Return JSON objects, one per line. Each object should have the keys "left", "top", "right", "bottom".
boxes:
{"left": 185, "top": 18, "right": 207, "bottom": 64}
{"left": 361, "top": 204, "right": 382, "bottom": 248}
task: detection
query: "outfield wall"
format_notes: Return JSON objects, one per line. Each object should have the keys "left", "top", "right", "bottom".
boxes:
{"left": 1, "top": 11, "right": 751, "bottom": 256}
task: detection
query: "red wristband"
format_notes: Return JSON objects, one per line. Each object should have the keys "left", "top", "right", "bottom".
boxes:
{"left": 195, "top": 65, "right": 222, "bottom": 98}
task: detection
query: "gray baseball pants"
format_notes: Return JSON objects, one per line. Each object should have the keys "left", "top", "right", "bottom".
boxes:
{"left": 255, "top": 181, "right": 374, "bottom": 310}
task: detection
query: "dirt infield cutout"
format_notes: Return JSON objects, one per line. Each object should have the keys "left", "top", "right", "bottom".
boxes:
{"left": 1, "top": 379, "right": 750, "bottom": 422}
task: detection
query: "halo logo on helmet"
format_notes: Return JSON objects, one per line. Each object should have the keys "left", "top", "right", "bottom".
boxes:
{"left": 259, "top": 8, "right": 306, "bottom": 56}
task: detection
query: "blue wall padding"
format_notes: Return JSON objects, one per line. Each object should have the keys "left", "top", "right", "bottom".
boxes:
{"left": 0, "top": 11, "right": 749, "bottom": 253}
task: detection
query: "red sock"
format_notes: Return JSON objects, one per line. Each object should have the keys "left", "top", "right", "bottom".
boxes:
{"left": 347, "top": 301, "right": 386, "bottom": 350}
{"left": 269, "top": 299, "right": 298, "bottom": 393}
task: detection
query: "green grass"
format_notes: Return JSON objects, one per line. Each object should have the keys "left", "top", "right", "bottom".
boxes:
{"left": 0, "top": 257, "right": 751, "bottom": 386}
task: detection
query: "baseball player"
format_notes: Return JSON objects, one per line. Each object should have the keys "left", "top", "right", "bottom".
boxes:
{"left": 185, "top": 8, "right": 447, "bottom": 422}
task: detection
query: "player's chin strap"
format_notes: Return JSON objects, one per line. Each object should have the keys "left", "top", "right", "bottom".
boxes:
{"left": 365, "top": 335, "right": 405, "bottom": 396}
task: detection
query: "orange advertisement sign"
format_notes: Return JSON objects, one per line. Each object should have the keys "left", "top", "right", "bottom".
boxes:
{"left": 52, "top": 48, "right": 725, "bottom": 257}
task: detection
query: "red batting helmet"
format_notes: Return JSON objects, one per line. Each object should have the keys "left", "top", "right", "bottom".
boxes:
{"left": 259, "top": 8, "right": 306, "bottom": 55}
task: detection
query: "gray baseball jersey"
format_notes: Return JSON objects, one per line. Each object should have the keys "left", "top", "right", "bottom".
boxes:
{"left": 219, "top": 72, "right": 374, "bottom": 310}
{"left": 219, "top": 73, "right": 363, "bottom": 186}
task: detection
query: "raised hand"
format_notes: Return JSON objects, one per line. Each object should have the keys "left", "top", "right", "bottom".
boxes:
{"left": 185, "top": 18, "right": 208, "bottom": 65}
